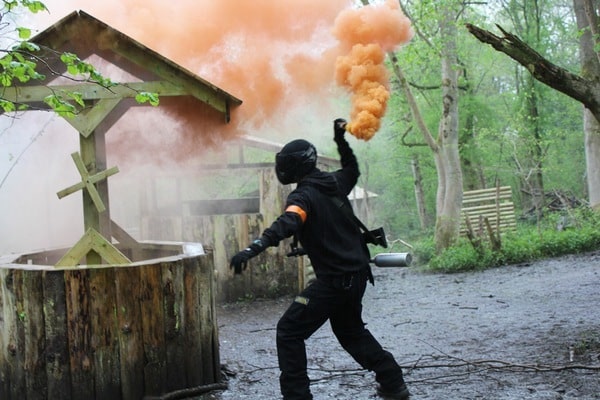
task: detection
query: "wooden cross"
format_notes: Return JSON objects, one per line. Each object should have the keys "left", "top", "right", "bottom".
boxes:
{"left": 57, "top": 151, "right": 119, "bottom": 213}
{"left": 55, "top": 151, "right": 130, "bottom": 266}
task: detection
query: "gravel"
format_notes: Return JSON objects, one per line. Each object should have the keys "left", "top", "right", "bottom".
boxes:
{"left": 197, "top": 251, "right": 600, "bottom": 400}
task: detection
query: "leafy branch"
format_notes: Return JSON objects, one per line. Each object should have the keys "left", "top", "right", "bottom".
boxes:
{"left": 0, "top": 0, "right": 159, "bottom": 117}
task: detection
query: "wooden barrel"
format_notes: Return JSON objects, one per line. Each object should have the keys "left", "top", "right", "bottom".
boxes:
{"left": 0, "top": 243, "right": 220, "bottom": 400}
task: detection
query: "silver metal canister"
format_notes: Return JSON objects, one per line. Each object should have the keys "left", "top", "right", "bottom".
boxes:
{"left": 371, "top": 252, "right": 412, "bottom": 267}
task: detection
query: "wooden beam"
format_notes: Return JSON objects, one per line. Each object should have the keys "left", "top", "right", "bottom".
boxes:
{"left": 110, "top": 220, "right": 139, "bottom": 247}
{"left": 55, "top": 228, "right": 131, "bottom": 267}
{"left": 66, "top": 98, "right": 122, "bottom": 138}
{"left": 2, "top": 81, "right": 188, "bottom": 104}
{"left": 56, "top": 152, "right": 119, "bottom": 213}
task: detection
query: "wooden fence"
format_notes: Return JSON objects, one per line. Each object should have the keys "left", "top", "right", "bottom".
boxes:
{"left": 461, "top": 186, "right": 516, "bottom": 236}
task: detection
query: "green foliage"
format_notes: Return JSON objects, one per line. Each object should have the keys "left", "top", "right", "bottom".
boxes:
{"left": 496, "top": 230, "right": 543, "bottom": 264}
{"left": 364, "top": 0, "right": 589, "bottom": 249}
{"left": 135, "top": 92, "right": 160, "bottom": 106}
{"left": 423, "top": 208, "right": 600, "bottom": 273}
{"left": 43, "top": 90, "right": 88, "bottom": 118}
{"left": 3, "top": 0, "right": 46, "bottom": 13}
{"left": 572, "top": 330, "right": 600, "bottom": 357}
{"left": 59, "top": 52, "right": 115, "bottom": 88}
{"left": 411, "top": 236, "right": 436, "bottom": 265}
{"left": 16, "top": 27, "right": 31, "bottom": 39}
{"left": 0, "top": 52, "right": 44, "bottom": 86}
{"left": 0, "top": 2, "right": 159, "bottom": 117}
{"left": 424, "top": 238, "right": 495, "bottom": 272}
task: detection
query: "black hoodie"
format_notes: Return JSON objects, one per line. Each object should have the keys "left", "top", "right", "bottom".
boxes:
{"left": 259, "top": 136, "right": 370, "bottom": 278}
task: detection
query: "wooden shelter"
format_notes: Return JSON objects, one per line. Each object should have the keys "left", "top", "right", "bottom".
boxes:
{"left": 1, "top": 10, "right": 241, "bottom": 399}
{"left": 2, "top": 10, "right": 241, "bottom": 264}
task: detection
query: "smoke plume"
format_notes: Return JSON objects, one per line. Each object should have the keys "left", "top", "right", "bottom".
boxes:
{"left": 333, "top": 0, "right": 413, "bottom": 140}
{"left": 29, "top": 0, "right": 350, "bottom": 161}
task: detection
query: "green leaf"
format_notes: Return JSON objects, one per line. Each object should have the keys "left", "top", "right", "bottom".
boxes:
{"left": 67, "top": 65, "right": 79, "bottom": 76}
{"left": 0, "top": 73, "right": 13, "bottom": 87}
{"left": 23, "top": 0, "right": 47, "bottom": 13}
{"left": 135, "top": 92, "right": 160, "bottom": 106}
{"left": 44, "top": 94, "right": 77, "bottom": 118}
{"left": 0, "top": 99, "right": 16, "bottom": 113}
{"left": 14, "top": 41, "right": 40, "bottom": 52}
{"left": 60, "top": 52, "right": 78, "bottom": 65}
{"left": 0, "top": 54, "right": 13, "bottom": 65}
{"left": 16, "top": 27, "right": 31, "bottom": 39}
{"left": 68, "top": 92, "right": 85, "bottom": 107}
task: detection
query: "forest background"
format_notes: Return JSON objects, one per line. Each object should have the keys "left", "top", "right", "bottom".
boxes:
{"left": 346, "top": 0, "right": 600, "bottom": 268}
{"left": 360, "top": 0, "right": 582, "bottom": 233}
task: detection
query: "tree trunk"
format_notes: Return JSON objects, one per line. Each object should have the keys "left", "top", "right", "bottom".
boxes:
{"left": 506, "top": 0, "right": 546, "bottom": 218}
{"left": 459, "top": 61, "right": 487, "bottom": 191}
{"left": 387, "top": 3, "right": 462, "bottom": 253}
{"left": 461, "top": 105, "right": 487, "bottom": 191}
{"left": 411, "top": 154, "right": 429, "bottom": 229}
{"left": 520, "top": 73, "right": 545, "bottom": 217}
{"left": 584, "top": 110, "right": 600, "bottom": 210}
{"left": 575, "top": 0, "right": 600, "bottom": 211}
{"left": 434, "top": 3, "right": 463, "bottom": 252}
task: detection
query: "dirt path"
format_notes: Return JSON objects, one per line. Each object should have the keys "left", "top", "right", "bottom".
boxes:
{"left": 202, "top": 251, "right": 600, "bottom": 400}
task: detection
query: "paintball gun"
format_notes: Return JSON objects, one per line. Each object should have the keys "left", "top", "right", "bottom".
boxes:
{"left": 362, "top": 227, "right": 387, "bottom": 248}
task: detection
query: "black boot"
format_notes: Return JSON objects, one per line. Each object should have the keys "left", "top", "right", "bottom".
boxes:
{"left": 377, "top": 383, "right": 410, "bottom": 399}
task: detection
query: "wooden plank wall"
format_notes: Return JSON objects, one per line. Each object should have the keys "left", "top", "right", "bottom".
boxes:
{"left": 142, "top": 213, "right": 299, "bottom": 303}
{"left": 141, "top": 168, "right": 299, "bottom": 303}
{"left": 0, "top": 253, "right": 218, "bottom": 400}
{"left": 461, "top": 186, "right": 516, "bottom": 235}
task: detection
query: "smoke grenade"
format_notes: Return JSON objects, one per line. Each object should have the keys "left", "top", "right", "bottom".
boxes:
{"left": 333, "top": 0, "right": 414, "bottom": 141}
{"left": 371, "top": 252, "right": 412, "bottom": 267}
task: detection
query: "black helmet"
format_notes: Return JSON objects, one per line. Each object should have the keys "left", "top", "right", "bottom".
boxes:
{"left": 275, "top": 139, "right": 317, "bottom": 184}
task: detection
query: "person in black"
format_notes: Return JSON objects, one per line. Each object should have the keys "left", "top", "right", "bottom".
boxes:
{"left": 230, "top": 118, "right": 410, "bottom": 400}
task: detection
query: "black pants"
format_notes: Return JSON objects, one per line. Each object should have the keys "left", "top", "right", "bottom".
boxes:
{"left": 276, "top": 268, "right": 405, "bottom": 400}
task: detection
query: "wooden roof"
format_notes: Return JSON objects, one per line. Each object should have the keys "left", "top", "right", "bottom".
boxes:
{"left": 2, "top": 10, "right": 242, "bottom": 121}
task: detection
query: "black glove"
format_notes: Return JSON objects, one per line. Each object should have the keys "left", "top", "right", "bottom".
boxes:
{"left": 230, "top": 239, "right": 265, "bottom": 274}
{"left": 334, "top": 118, "right": 347, "bottom": 140}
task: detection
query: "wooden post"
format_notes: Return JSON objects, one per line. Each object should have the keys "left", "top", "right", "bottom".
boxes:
{"left": 80, "top": 132, "right": 109, "bottom": 264}
{"left": 22, "top": 270, "right": 46, "bottom": 400}
{"left": 115, "top": 266, "right": 145, "bottom": 400}
{"left": 64, "top": 269, "right": 93, "bottom": 400}
{"left": 139, "top": 264, "right": 167, "bottom": 396}
{"left": 183, "top": 256, "right": 203, "bottom": 386}
{"left": 90, "top": 267, "right": 121, "bottom": 399}
{"left": 42, "top": 270, "right": 72, "bottom": 400}
{"left": 162, "top": 262, "right": 186, "bottom": 392}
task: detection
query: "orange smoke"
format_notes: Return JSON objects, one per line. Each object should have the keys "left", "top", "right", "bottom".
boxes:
{"left": 333, "top": 0, "right": 413, "bottom": 141}
{"left": 33, "top": 0, "right": 351, "bottom": 163}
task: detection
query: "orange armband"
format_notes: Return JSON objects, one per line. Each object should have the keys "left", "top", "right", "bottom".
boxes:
{"left": 285, "top": 205, "right": 307, "bottom": 223}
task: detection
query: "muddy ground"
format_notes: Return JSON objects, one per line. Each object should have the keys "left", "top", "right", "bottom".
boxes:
{"left": 198, "top": 251, "right": 600, "bottom": 400}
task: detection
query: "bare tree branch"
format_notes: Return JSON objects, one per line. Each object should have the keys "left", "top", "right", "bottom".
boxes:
{"left": 465, "top": 23, "right": 600, "bottom": 122}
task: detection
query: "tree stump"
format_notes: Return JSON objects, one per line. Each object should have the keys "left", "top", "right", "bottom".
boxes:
{"left": 0, "top": 243, "right": 220, "bottom": 400}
